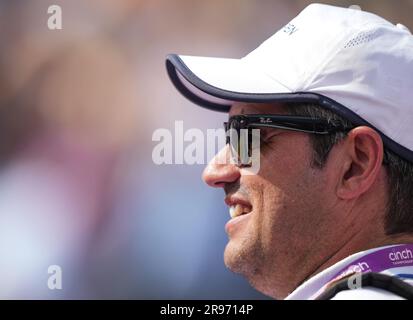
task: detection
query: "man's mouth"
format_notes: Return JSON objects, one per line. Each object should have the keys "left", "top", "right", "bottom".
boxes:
{"left": 224, "top": 196, "right": 253, "bottom": 235}
{"left": 228, "top": 204, "right": 252, "bottom": 219}
{"left": 225, "top": 195, "right": 252, "bottom": 219}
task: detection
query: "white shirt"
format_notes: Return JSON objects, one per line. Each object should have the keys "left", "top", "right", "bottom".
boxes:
{"left": 285, "top": 244, "right": 413, "bottom": 300}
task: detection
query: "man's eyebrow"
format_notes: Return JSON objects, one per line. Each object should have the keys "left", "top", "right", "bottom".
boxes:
{"left": 230, "top": 105, "right": 265, "bottom": 117}
{"left": 229, "top": 105, "right": 244, "bottom": 117}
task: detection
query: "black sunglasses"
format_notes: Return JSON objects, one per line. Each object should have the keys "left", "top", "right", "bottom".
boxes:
{"left": 224, "top": 114, "right": 354, "bottom": 166}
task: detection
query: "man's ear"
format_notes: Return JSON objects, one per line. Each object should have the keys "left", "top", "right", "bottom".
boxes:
{"left": 336, "top": 126, "right": 384, "bottom": 200}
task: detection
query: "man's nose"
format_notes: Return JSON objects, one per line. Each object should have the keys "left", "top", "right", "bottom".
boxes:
{"left": 202, "top": 146, "right": 240, "bottom": 188}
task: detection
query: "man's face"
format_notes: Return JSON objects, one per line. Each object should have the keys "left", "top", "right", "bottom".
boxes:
{"left": 203, "top": 102, "right": 340, "bottom": 298}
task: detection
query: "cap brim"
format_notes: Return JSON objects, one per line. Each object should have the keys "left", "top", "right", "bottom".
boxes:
{"left": 166, "top": 54, "right": 327, "bottom": 112}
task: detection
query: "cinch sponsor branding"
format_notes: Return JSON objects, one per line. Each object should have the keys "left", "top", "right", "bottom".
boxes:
{"left": 337, "top": 262, "right": 370, "bottom": 279}
{"left": 389, "top": 248, "right": 413, "bottom": 262}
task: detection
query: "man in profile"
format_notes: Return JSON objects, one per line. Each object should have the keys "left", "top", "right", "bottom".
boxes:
{"left": 166, "top": 4, "right": 413, "bottom": 299}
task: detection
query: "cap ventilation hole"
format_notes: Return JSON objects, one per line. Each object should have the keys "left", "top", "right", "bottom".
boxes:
{"left": 344, "top": 29, "right": 380, "bottom": 48}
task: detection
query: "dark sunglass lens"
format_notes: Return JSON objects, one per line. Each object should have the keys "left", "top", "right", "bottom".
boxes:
{"left": 224, "top": 118, "right": 254, "bottom": 167}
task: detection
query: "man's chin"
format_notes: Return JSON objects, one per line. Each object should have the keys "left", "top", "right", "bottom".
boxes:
{"left": 223, "top": 240, "right": 253, "bottom": 275}
{"left": 224, "top": 244, "right": 280, "bottom": 298}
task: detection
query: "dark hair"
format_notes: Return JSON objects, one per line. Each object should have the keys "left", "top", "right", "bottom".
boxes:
{"left": 287, "top": 102, "right": 413, "bottom": 235}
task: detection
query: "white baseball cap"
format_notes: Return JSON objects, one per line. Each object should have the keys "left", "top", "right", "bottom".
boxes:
{"left": 166, "top": 3, "right": 413, "bottom": 162}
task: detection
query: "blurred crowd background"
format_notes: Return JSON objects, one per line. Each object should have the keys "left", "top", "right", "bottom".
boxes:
{"left": 0, "top": 0, "right": 412, "bottom": 299}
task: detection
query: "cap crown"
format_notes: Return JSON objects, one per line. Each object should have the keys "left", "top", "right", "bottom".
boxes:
{"left": 244, "top": 3, "right": 413, "bottom": 151}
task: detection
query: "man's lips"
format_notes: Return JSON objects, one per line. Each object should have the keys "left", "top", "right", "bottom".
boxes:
{"left": 224, "top": 195, "right": 252, "bottom": 219}
{"left": 224, "top": 195, "right": 252, "bottom": 235}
